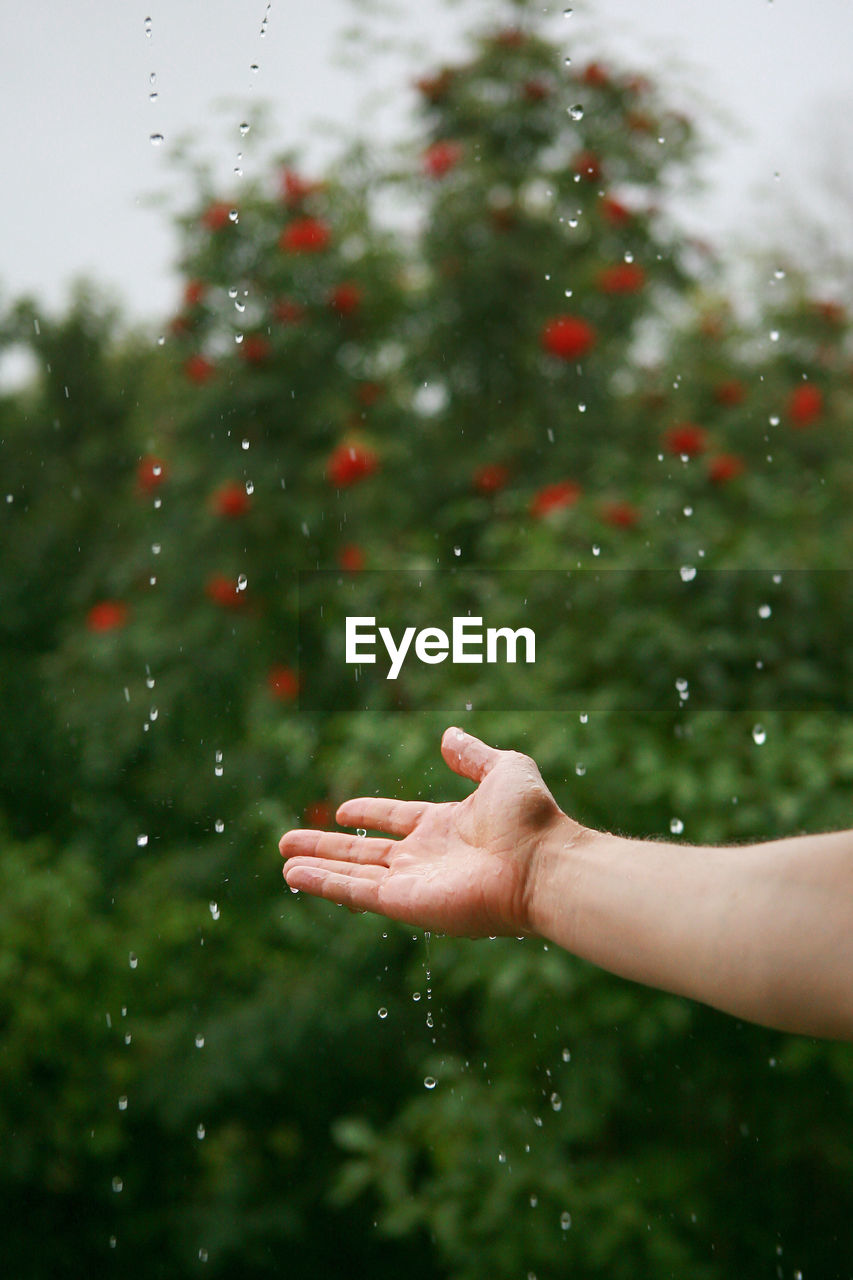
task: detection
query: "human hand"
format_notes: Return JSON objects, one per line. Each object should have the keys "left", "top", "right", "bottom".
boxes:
{"left": 279, "top": 726, "right": 580, "bottom": 937}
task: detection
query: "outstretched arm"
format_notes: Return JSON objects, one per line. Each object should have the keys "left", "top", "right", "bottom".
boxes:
{"left": 279, "top": 727, "right": 853, "bottom": 1042}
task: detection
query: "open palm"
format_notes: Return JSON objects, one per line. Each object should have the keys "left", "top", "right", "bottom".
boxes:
{"left": 279, "top": 726, "right": 576, "bottom": 936}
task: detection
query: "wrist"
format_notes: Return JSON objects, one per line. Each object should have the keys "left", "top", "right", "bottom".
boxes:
{"left": 523, "top": 809, "right": 611, "bottom": 949}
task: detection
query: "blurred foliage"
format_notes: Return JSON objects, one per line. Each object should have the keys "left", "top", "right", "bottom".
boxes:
{"left": 1, "top": 2, "right": 853, "bottom": 1277}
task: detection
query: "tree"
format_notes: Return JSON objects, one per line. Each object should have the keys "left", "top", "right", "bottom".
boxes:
{"left": 2, "top": 4, "right": 853, "bottom": 1277}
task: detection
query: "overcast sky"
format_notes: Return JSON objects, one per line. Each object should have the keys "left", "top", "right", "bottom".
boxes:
{"left": 3, "top": 0, "right": 853, "bottom": 339}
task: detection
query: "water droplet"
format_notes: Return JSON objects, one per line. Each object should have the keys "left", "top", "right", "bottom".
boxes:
{"left": 151, "top": 542, "right": 161, "bottom": 555}
{"left": 241, "top": 438, "right": 250, "bottom": 450}
{"left": 239, "top": 122, "right": 250, "bottom": 137}
{"left": 209, "top": 901, "right": 220, "bottom": 920}
{"left": 683, "top": 505, "right": 693, "bottom": 517}
{"left": 228, "top": 209, "right": 239, "bottom": 223}
{"left": 195, "top": 1033, "right": 205, "bottom": 1048}
{"left": 124, "top": 1032, "right": 132, "bottom": 1045}
{"left": 774, "top": 268, "right": 786, "bottom": 280}
{"left": 377, "top": 1007, "right": 388, "bottom": 1019}
{"left": 112, "top": 1176, "right": 124, "bottom": 1193}
{"left": 453, "top": 546, "right": 461, "bottom": 557}
{"left": 149, "top": 706, "right": 158, "bottom": 721}
{"left": 424, "top": 1076, "right": 436, "bottom": 1089}
{"left": 149, "top": 133, "right": 165, "bottom": 147}
{"left": 149, "top": 90, "right": 158, "bottom": 102}
{"left": 245, "top": 480, "right": 254, "bottom": 495}
{"left": 129, "top": 952, "right": 138, "bottom": 970}
{"left": 579, "top": 712, "right": 588, "bottom": 724}
{"left": 109, "top": 1236, "right": 117, "bottom": 1249}
{"left": 426, "top": 1011, "right": 434, "bottom": 1028}
{"left": 236, "top": 574, "right": 247, "bottom": 591}
{"left": 118, "top": 1095, "right": 128, "bottom": 1111}
{"left": 356, "top": 827, "right": 367, "bottom": 838}
{"left": 250, "top": 63, "right": 259, "bottom": 74}
{"left": 752, "top": 724, "right": 767, "bottom": 745}
{"left": 137, "top": 833, "right": 148, "bottom": 848}
{"left": 235, "top": 333, "right": 244, "bottom": 345}
{"left": 143, "top": 16, "right": 152, "bottom": 37}
{"left": 413, "top": 991, "right": 421, "bottom": 1002}
{"left": 770, "top": 329, "right": 780, "bottom": 342}
{"left": 758, "top": 603, "right": 771, "bottom": 618}
{"left": 560, "top": 1210, "right": 572, "bottom": 1230}
{"left": 550, "top": 1091, "right": 562, "bottom": 1111}
{"left": 670, "top": 816, "right": 684, "bottom": 834}
{"left": 530, "top": 1194, "right": 539, "bottom": 1207}
{"left": 214, "top": 818, "right": 225, "bottom": 833}
{"left": 574, "top": 762, "right": 586, "bottom": 776}
{"left": 199, "top": 1248, "right": 209, "bottom": 1263}
{"left": 196, "top": 1123, "right": 206, "bottom": 1140}
{"left": 562, "top": 1047, "right": 571, "bottom": 1062}
{"left": 680, "top": 565, "right": 696, "bottom": 582}
{"left": 568, "top": 103, "right": 584, "bottom": 121}
{"left": 498, "top": 1151, "right": 507, "bottom": 1163}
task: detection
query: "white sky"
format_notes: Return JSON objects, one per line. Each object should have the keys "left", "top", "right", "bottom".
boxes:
{"left": 3, "top": 0, "right": 853, "bottom": 335}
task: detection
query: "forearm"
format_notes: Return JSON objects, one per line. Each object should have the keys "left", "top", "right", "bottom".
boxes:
{"left": 528, "top": 816, "right": 853, "bottom": 1041}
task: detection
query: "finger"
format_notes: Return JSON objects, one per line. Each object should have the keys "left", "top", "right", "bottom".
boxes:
{"left": 283, "top": 857, "right": 388, "bottom": 883}
{"left": 440, "top": 725, "right": 503, "bottom": 783}
{"left": 335, "top": 796, "right": 428, "bottom": 836}
{"left": 279, "top": 828, "right": 395, "bottom": 864}
{"left": 283, "top": 860, "right": 389, "bottom": 914}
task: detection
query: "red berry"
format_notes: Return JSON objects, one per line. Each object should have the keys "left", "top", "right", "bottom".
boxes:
{"left": 240, "top": 334, "right": 271, "bottom": 364}
{"left": 268, "top": 665, "right": 300, "bottom": 700}
{"left": 86, "top": 601, "right": 129, "bottom": 632}
{"left": 581, "top": 61, "right": 611, "bottom": 88}
{"left": 205, "top": 575, "right": 246, "bottom": 609}
{"left": 714, "top": 379, "right": 747, "bottom": 407}
{"left": 184, "top": 354, "right": 216, "bottom": 384}
{"left": 813, "top": 300, "right": 845, "bottom": 325}
{"left": 541, "top": 315, "right": 597, "bottom": 361}
{"left": 201, "top": 202, "right": 233, "bottom": 231}
{"left": 304, "top": 800, "right": 331, "bottom": 828}
{"left": 356, "top": 381, "right": 384, "bottom": 407}
{"left": 183, "top": 280, "right": 206, "bottom": 307}
{"left": 423, "top": 140, "right": 463, "bottom": 178}
{"left": 329, "top": 282, "right": 363, "bottom": 315}
{"left": 280, "top": 168, "right": 322, "bottom": 205}
{"left": 663, "top": 423, "right": 709, "bottom": 457}
{"left": 601, "top": 500, "right": 640, "bottom": 528}
{"left": 523, "top": 79, "right": 551, "bottom": 101}
{"left": 788, "top": 383, "right": 823, "bottom": 427}
{"left": 600, "top": 195, "right": 632, "bottom": 225}
{"left": 326, "top": 442, "right": 379, "bottom": 487}
{"left": 596, "top": 262, "right": 646, "bottom": 294}
{"left": 212, "top": 483, "right": 250, "bottom": 518}
{"left": 272, "top": 298, "right": 306, "bottom": 325}
{"left": 708, "top": 454, "right": 745, "bottom": 484}
{"left": 137, "top": 455, "right": 168, "bottom": 492}
{"left": 473, "top": 463, "right": 510, "bottom": 494}
{"left": 279, "top": 218, "right": 331, "bottom": 253}
{"left": 573, "top": 150, "right": 602, "bottom": 182}
{"left": 338, "top": 544, "right": 365, "bottom": 571}
{"left": 530, "top": 480, "right": 582, "bottom": 518}
{"left": 414, "top": 69, "right": 454, "bottom": 102}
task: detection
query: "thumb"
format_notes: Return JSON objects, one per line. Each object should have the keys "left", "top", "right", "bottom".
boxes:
{"left": 441, "top": 726, "right": 504, "bottom": 783}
